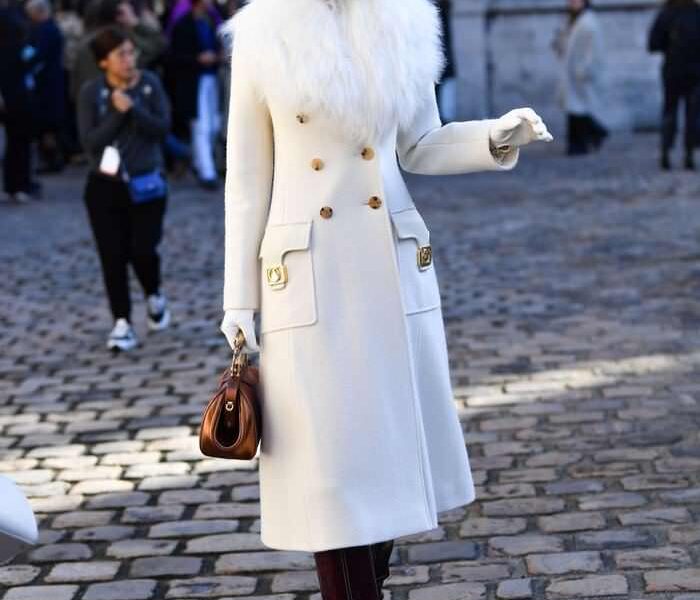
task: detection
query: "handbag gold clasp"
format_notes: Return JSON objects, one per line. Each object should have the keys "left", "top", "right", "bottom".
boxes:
{"left": 266, "top": 264, "right": 288, "bottom": 289}
{"left": 417, "top": 245, "right": 432, "bottom": 270}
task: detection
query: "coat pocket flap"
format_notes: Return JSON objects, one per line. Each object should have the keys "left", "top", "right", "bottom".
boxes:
{"left": 258, "top": 221, "right": 313, "bottom": 262}
{"left": 390, "top": 208, "right": 430, "bottom": 247}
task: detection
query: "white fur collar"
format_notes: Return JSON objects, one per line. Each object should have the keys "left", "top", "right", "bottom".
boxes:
{"left": 224, "top": 0, "right": 445, "bottom": 143}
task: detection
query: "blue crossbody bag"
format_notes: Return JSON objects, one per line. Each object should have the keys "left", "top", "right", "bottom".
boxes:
{"left": 128, "top": 171, "right": 168, "bottom": 203}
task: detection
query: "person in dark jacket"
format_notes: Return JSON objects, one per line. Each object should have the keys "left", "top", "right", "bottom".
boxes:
{"left": 649, "top": 0, "right": 700, "bottom": 170}
{"left": 0, "top": 0, "right": 37, "bottom": 203}
{"left": 27, "top": 0, "right": 67, "bottom": 173}
{"left": 169, "top": 0, "right": 222, "bottom": 188}
{"left": 78, "top": 26, "right": 172, "bottom": 351}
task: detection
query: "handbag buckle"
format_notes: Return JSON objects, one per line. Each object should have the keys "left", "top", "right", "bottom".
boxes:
{"left": 417, "top": 245, "right": 432, "bottom": 270}
{"left": 225, "top": 401, "right": 234, "bottom": 412}
{"left": 266, "top": 264, "right": 288, "bottom": 289}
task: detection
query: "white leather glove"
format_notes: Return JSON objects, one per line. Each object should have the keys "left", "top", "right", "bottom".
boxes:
{"left": 489, "top": 107, "right": 554, "bottom": 148}
{"left": 220, "top": 309, "right": 260, "bottom": 354}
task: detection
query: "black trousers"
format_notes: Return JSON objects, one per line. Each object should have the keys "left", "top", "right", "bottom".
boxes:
{"left": 661, "top": 76, "right": 700, "bottom": 155}
{"left": 3, "top": 116, "right": 33, "bottom": 195}
{"left": 314, "top": 540, "right": 394, "bottom": 600}
{"left": 567, "top": 113, "right": 608, "bottom": 155}
{"left": 83, "top": 172, "right": 166, "bottom": 322}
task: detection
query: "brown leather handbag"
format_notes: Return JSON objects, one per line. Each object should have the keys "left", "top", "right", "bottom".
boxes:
{"left": 200, "top": 331, "right": 262, "bottom": 460}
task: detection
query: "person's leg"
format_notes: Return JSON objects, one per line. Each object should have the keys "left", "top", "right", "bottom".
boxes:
{"left": 662, "top": 77, "right": 681, "bottom": 169}
{"left": 84, "top": 174, "right": 133, "bottom": 321}
{"left": 682, "top": 82, "right": 699, "bottom": 169}
{"left": 314, "top": 544, "right": 381, "bottom": 600}
{"left": 128, "top": 195, "right": 167, "bottom": 297}
{"left": 4, "top": 118, "right": 32, "bottom": 196}
{"left": 567, "top": 114, "right": 587, "bottom": 155}
{"left": 191, "top": 74, "right": 218, "bottom": 183}
{"left": 369, "top": 539, "right": 394, "bottom": 598}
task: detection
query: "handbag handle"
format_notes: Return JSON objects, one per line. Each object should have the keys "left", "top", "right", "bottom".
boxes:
{"left": 230, "top": 329, "right": 248, "bottom": 376}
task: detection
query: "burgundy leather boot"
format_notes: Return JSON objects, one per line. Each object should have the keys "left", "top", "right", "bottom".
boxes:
{"left": 369, "top": 539, "right": 394, "bottom": 598}
{"left": 314, "top": 544, "right": 381, "bottom": 600}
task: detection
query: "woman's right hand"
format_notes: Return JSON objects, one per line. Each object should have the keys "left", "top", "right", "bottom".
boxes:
{"left": 220, "top": 309, "right": 260, "bottom": 354}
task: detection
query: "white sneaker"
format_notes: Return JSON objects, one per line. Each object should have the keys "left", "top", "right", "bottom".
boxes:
{"left": 107, "top": 318, "right": 138, "bottom": 351}
{"left": 147, "top": 293, "right": 171, "bottom": 331}
{"left": 11, "top": 192, "right": 31, "bottom": 204}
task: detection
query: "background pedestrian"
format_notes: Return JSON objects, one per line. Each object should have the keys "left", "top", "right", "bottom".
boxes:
{"left": 648, "top": 0, "right": 700, "bottom": 170}
{"left": 77, "top": 26, "right": 171, "bottom": 351}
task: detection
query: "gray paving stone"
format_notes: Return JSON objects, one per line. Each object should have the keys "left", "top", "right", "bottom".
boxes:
{"left": 386, "top": 564, "right": 431, "bottom": 586}
{"left": 107, "top": 539, "right": 178, "bottom": 559}
{"left": 482, "top": 498, "right": 565, "bottom": 516}
{"left": 407, "top": 540, "right": 479, "bottom": 563}
{"left": 618, "top": 507, "right": 691, "bottom": 526}
{"left": 576, "top": 529, "right": 657, "bottom": 550}
{"left": 122, "top": 505, "right": 185, "bottom": 524}
{"left": 615, "top": 547, "right": 692, "bottom": 569}
{"left": 645, "top": 569, "right": 700, "bottom": 592}
{"left": 441, "top": 562, "right": 512, "bottom": 583}
{"left": 130, "top": 556, "right": 202, "bottom": 577}
{"left": 537, "top": 511, "right": 606, "bottom": 533}
{"left": 166, "top": 576, "right": 257, "bottom": 598}
{"left": 3, "top": 585, "right": 79, "bottom": 600}
{"left": 149, "top": 519, "right": 238, "bottom": 538}
{"left": 526, "top": 551, "right": 603, "bottom": 575}
{"left": 490, "top": 535, "right": 564, "bottom": 556}
{"left": 215, "top": 551, "right": 315, "bottom": 573}
{"left": 408, "top": 582, "right": 486, "bottom": 600}
{"left": 546, "top": 574, "right": 629, "bottom": 597}
{"left": 82, "top": 579, "right": 157, "bottom": 600}
{"left": 0, "top": 566, "right": 40, "bottom": 586}
{"left": 73, "top": 525, "right": 136, "bottom": 541}
{"left": 29, "top": 543, "right": 92, "bottom": 562}
{"left": 52, "top": 511, "right": 114, "bottom": 529}
{"left": 496, "top": 578, "right": 533, "bottom": 599}
{"left": 460, "top": 518, "right": 527, "bottom": 538}
{"left": 45, "top": 561, "right": 120, "bottom": 582}
{"left": 270, "top": 570, "right": 319, "bottom": 593}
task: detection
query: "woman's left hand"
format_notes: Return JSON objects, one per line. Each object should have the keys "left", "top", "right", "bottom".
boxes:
{"left": 489, "top": 108, "right": 554, "bottom": 148}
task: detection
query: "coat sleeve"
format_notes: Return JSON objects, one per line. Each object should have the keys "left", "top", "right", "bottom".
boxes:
{"left": 396, "top": 83, "right": 518, "bottom": 175}
{"left": 222, "top": 48, "right": 274, "bottom": 311}
{"left": 649, "top": 9, "right": 670, "bottom": 53}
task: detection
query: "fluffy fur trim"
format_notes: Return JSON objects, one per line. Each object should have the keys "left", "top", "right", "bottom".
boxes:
{"left": 223, "top": 0, "right": 445, "bottom": 142}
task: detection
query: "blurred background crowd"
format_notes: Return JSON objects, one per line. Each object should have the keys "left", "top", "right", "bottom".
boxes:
{"left": 0, "top": 0, "right": 237, "bottom": 204}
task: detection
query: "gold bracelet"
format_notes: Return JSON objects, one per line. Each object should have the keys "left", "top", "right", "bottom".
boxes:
{"left": 489, "top": 139, "right": 513, "bottom": 163}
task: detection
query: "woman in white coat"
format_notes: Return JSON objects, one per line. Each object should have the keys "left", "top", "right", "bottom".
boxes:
{"left": 219, "top": 0, "right": 552, "bottom": 597}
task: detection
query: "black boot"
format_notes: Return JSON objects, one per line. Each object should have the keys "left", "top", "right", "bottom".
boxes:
{"left": 685, "top": 151, "right": 695, "bottom": 171}
{"left": 314, "top": 544, "right": 381, "bottom": 600}
{"left": 370, "top": 540, "right": 395, "bottom": 598}
{"left": 661, "top": 152, "right": 672, "bottom": 171}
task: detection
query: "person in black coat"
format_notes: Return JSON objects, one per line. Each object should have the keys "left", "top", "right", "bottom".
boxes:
{"left": 0, "top": 0, "right": 37, "bottom": 203}
{"left": 649, "top": 0, "right": 700, "bottom": 170}
{"left": 168, "top": 0, "right": 222, "bottom": 188}
{"left": 27, "top": 0, "right": 67, "bottom": 172}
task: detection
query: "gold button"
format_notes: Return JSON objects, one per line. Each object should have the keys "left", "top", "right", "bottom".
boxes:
{"left": 311, "top": 158, "right": 324, "bottom": 171}
{"left": 296, "top": 113, "right": 308, "bottom": 124}
{"left": 320, "top": 206, "right": 333, "bottom": 219}
{"left": 368, "top": 196, "right": 382, "bottom": 209}
{"left": 361, "top": 147, "right": 375, "bottom": 160}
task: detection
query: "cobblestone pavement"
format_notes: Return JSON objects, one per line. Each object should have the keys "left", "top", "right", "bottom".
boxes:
{"left": 2, "top": 133, "right": 700, "bottom": 600}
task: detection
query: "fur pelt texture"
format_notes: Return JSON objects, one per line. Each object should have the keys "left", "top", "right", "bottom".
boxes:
{"left": 223, "top": 0, "right": 445, "bottom": 143}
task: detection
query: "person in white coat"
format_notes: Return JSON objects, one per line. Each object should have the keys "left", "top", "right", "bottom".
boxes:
{"left": 555, "top": 0, "right": 608, "bottom": 155}
{"left": 218, "top": 0, "right": 552, "bottom": 597}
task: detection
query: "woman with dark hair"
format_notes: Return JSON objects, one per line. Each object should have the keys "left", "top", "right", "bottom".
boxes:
{"left": 556, "top": 0, "right": 608, "bottom": 155}
{"left": 218, "top": 0, "right": 552, "bottom": 597}
{"left": 649, "top": 0, "right": 700, "bottom": 170}
{"left": 77, "top": 26, "right": 171, "bottom": 351}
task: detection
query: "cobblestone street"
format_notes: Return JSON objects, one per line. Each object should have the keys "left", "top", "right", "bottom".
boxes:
{"left": 3, "top": 133, "right": 700, "bottom": 600}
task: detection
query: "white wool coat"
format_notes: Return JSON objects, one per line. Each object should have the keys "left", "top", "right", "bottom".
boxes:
{"left": 559, "top": 11, "right": 606, "bottom": 117}
{"left": 222, "top": 0, "right": 519, "bottom": 552}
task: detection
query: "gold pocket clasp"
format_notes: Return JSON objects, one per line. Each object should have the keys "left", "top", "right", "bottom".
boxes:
{"left": 266, "top": 264, "right": 288, "bottom": 289}
{"left": 417, "top": 245, "right": 432, "bottom": 270}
